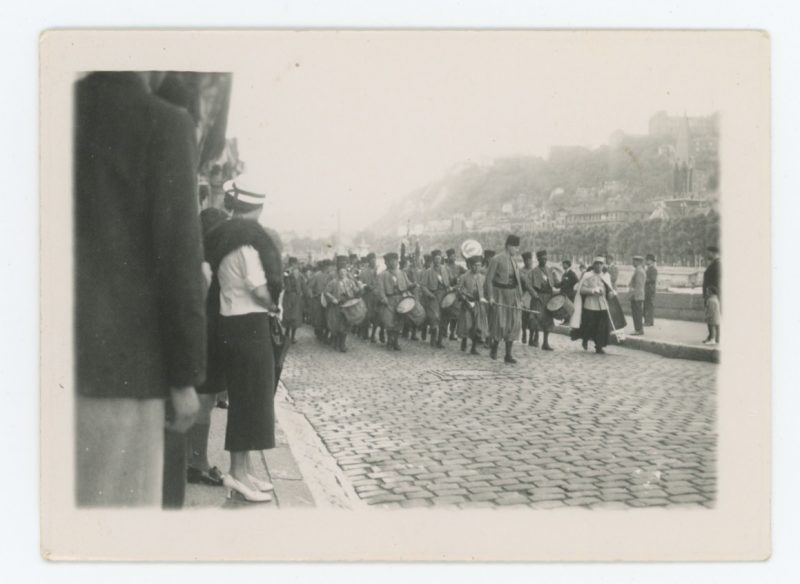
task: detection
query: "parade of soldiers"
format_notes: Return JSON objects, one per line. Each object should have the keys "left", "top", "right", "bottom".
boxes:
{"left": 279, "top": 233, "right": 642, "bottom": 361}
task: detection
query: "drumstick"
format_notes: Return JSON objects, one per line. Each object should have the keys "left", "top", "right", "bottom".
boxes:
{"left": 488, "top": 300, "right": 541, "bottom": 315}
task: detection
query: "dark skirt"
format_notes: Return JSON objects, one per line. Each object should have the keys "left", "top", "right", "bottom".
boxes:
{"left": 219, "top": 313, "right": 275, "bottom": 452}
{"left": 570, "top": 308, "right": 609, "bottom": 349}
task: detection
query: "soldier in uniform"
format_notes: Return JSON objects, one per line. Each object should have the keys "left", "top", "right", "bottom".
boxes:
{"left": 375, "top": 252, "right": 413, "bottom": 351}
{"left": 309, "top": 259, "right": 333, "bottom": 342}
{"left": 358, "top": 253, "right": 380, "bottom": 342}
{"left": 519, "top": 251, "right": 534, "bottom": 344}
{"left": 485, "top": 235, "right": 523, "bottom": 363}
{"left": 400, "top": 257, "right": 421, "bottom": 341}
{"left": 444, "top": 248, "right": 466, "bottom": 340}
{"left": 418, "top": 249, "right": 452, "bottom": 348}
{"left": 456, "top": 256, "right": 489, "bottom": 355}
{"left": 644, "top": 253, "right": 658, "bottom": 326}
{"left": 281, "top": 257, "right": 305, "bottom": 344}
{"left": 323, "top": 256, "right": 361, "bottom": 353}
{"left": 529, "top": 250, "right": 561, "bottom": 351}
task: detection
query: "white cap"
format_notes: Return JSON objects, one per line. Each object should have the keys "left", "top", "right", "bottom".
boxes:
{"left": 223, "top": 173, "right": 267, "bottom": 206}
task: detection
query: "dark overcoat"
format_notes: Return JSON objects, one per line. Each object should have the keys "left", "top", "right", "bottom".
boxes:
{"left": 75, "top": 72, "right": 206, "bottom": 399}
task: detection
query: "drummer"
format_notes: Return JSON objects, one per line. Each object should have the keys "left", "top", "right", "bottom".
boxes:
{"left": 401, "top": 257, "right": 421, "bottom": 341}
{"left": 358, "top": 253, "right": 381, "bottom": 343}
{"left": 529, "top": 249, "right": 561, "bottom": 351}
{"left": 456, "top": 255, "right": 489, "bottom": 355}
{"left": 444, "top": 248, "right": 466, "bottom": 341}
{"left": 309, "top": 259, "right": 333, "bottom": 342}
{"left": 375, "top": 252, "right": 413, "bottom": 351}
{"left": 419, "top": 249, "right": 452, "bottom": 348}
{"left": 323, "top": 256, "right": 361, "bottom": 353}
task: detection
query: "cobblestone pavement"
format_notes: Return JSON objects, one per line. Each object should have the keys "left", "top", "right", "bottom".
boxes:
{"left": 281, "top": 326, "right": 716, "bottom": 510}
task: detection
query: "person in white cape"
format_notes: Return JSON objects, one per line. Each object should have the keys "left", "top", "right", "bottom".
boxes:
{"left": 569, "top": 256, "right": 616, "bottom": 354}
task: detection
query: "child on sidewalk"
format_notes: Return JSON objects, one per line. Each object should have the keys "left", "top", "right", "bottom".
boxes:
{"left": 703, "top": 286, "right": 720, "bottom": 345}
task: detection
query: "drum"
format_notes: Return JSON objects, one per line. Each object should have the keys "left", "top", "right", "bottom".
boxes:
{"left": 546, "top": 294, "right": 575, "bottom": 322}
{"left": 441, "top": 291, "right": 458, "bottom": 309}
{"left": 397, "top": 296, "right": 426, "bottom": 326}
{"left": 340, "top": 298, "right": 367, "bottom": 326}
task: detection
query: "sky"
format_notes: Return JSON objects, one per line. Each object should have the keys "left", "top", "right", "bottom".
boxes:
{"left": 227, "top": 32, "right": 725, "bottom": 238}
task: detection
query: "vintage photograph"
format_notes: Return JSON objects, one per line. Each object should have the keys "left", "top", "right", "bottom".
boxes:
{"left": 41, "top": 30, "right": 770, "bottom": 560}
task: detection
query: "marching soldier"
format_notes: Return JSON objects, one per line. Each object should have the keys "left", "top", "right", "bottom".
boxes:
{"left": 358, "top": 253, "right": 381, "bottom": 342}
{"left": 444, "top": 248, "right": 466, "bottom": 340}
{"left": 528, "top": 249, "right": 561, "bottom": 351}
{"left": 324, "top": 256, "right": 361, "bottom": 353}
{"left": 519, "top": 251, "right": 534, "bottom": 344}
{"left": 375, "top": 252, "right": 413, "bottom": 351}
{"left": 485, "top": 235, "right": 523, "bottom": 363}
{"left": 456, "top": 256, "right": 489, "bottom": 355}
{"left": 418, "top": 249, "right": 452, "bottom": 348}
{"left": 281, "top": 257, "right": 305, "bottom": 344}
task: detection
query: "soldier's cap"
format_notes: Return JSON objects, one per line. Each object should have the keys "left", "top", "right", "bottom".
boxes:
{"left": 536, "top": 250, "right": 547, "bottom": 259}
{"left": 505, "top": 234, "right": 521, "bottom": 247}
{"left": 335, "top": 256, "right": 349, "bottom": 268}
{"left": 483, "top": 249, "right": 496, "bottom": 258}
{"left": 646, "top": 253, "right": 656, "bottom": 261}
{"left": 366, "top": 252, "right": 376, "bottom": 260}
{"left": 707, "top": 245, "right": 719, "bottom": 253}
{"left": 466, "top": 255, "right": 482, "bottom": 267}
{"left": 384, "top": 252, "right": 399, "bottom": 261}
{"left": 430, "top": 249, "right": 442, "bottom": 257}
{"left": 562, "top": 259, "right": 572, "bottom": 266}
{"left": 445, "top": 248, "right": 456, "bottom": 256}
{"left": 521, "top": 251, "right": 532, "bottom": 260}
{"left": 288, "top": 256, "right": 298, "bottom": 265}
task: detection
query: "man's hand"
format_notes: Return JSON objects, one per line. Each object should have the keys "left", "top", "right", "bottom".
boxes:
{"left": 166, "top": 386, "right": 200, "bottom": 433}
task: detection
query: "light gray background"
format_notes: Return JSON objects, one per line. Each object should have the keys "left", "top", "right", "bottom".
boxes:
{"left": 4, "top": 0, "right": 797, "bottom": 581}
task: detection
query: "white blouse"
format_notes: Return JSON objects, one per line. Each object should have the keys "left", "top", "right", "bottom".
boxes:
{"left": 217, "top": 245, "right": 268, "bottom": 316}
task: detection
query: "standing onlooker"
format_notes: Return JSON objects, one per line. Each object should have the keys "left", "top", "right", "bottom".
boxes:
{"left": 606, "top": 254, "right": 619, "bottom": 289}
{"left": 75, "top": 72, "right": 205, "bottom": 507}
{"left": 205, "top": 175, "right": 283, "bottom": 503}
{"left": 703, "top": 245, "right": 721, "bottom": 306}
{"left": 281, "top": 257, "right": 305, "bottom": 344}
{"left": 560, "top": 259, "right": 579, "bottom": 302}
{"left": 629, "top": 255, "right": 646, "bottom": 336}
{"left": 703, "top": 286, "right": 721, "bottom": 345}
{"left": 644, "top": 253, "right": 658, "bottom": 326}
{"left": 569, "top": 257, "right": 615, "bottom": 354}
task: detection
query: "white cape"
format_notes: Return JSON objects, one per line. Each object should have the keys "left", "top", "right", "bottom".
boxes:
{"left": 569, "top": 270, "right": 614, "bottom": 330}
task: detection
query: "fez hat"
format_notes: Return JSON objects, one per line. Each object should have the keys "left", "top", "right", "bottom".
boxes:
{"left": 384, "top": 252, "right": 399, "bottom": 262}
{"left": 366, "top": 252, "right": 376, "bottom": 260}
{"left": 335, "top": 255, "right": 348, "bottom": 268}
{"left": 484, "top": 249, "right": 496, "bottom": 259}
{"left": 505, "top": 234, "right": 521, "bottom": 247}
{"left": 466, "top": 255, "right": 482, "bottom": 267}
{"left": 536, "top": 250, "right": 547, "bottom": 259}
{"left": 288, "top": 256, "right": 298, "bottom": 265}
{"left": 646, "top": 253, "right": 656, "bottom": 261}
{"left": 445, "top": 248, "right": 456, "bottom": 256}
{"left": 431, "top": 249, "right": 442, "bottom": 257}
{"left": 521, "top": 251, "right": 532, "bottom": 261}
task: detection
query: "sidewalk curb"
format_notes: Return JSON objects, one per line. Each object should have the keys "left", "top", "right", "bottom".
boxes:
{"left": 274, "top": 382, "right": 365, "bottom": 510}
{"left": 552, "top": 325, "right": 720, "bottom": 364}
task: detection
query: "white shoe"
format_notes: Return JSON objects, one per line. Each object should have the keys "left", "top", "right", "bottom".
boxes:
{"left": 223, "top": 475, "right": 272, "bottom": 503}
{"left": 701, "top": 339, "right": 712, "bottom": 344}
{"left": 248, "top": 474, "right": 275, "bottom": 493}
{"left": 706, "top": 340, "right": 717, "bottom": 346}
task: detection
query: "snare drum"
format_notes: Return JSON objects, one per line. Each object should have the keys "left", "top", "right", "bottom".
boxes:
{"left": 397, "top": 296, "right": 426, "bottom": 326}
{"left": 340, "top": 298, "right": 367, "bottom": 325}
{"left": 545, "top": 294, "right": 574, "bottom": 322}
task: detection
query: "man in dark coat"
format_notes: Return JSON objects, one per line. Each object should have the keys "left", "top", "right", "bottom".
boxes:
{"left": 75, "top": 72, "right": 206, "bottom": 506}
{"left": 644, "top": 253, "right": 658, "bottom": 326}
{"left": 703, "top": 245, "right": 721, "bottom": 305}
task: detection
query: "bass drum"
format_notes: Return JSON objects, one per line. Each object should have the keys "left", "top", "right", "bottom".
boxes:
{"left": 397, "top": 296, "right": 426, "bottom": 326}
{"left": 340, "top": 298, "right": 367, "bottom": 326}
{"left": 545, "top": 294, "right": 574, "bottom": 322}
{"left": 440, "top": 291, "right": 461, "bottom": 317}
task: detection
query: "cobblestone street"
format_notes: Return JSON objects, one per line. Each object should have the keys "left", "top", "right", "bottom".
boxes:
{"left": 281, "top": 326, "right": 717, "bottom": 510}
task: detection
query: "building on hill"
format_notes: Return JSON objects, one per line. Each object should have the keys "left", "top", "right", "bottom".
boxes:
{"left": 649, "top": 198, "right": 712, "bottom": 220}
{"left": 565, "top": 203, "right": 654, "bottom": 227}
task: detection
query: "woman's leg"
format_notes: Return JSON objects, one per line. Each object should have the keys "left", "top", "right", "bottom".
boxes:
{"left": 187, "top": 394, "right": 216, "bottom": 472}
{"left": 714, "top": 325, "right": 720, "bottom": 343}
{"left": 229, "top": 451, "right": 255, "bottom": 490}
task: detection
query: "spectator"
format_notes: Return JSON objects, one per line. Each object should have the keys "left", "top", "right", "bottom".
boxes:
{"left": 703, "top": 286, "right": 721, "bottom": 345}
{"left": 644, "top": 253, "right": 658, "bottom": 326}
{"left": 703, "top": 245, "right": 721, "bottom": 306}
{"left": 628, "top": 255, "right": 646, "bottom": 335}
{"left": 75, "top": 72, "right": 205, "bottom": 507}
